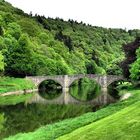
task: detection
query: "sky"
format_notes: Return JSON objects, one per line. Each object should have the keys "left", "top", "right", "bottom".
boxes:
{"left": 6, "top": 0, "right": 140, "bottom": 29}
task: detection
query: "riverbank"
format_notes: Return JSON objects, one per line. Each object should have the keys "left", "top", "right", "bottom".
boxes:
{"left": 0, "top": 77, "right": 36, "bottom": 94}
{"left": 1, "top": 89, "right": 38, "bottom": 96}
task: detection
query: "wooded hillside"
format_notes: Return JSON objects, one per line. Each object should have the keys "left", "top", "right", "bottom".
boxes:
{"left": 0, "top": 0, "right": 140, "bottom": 77}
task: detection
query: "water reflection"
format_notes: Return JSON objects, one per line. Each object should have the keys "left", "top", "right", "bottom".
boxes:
{"left": 27, "top": 92, "right": 64, "bottom": 105}
{"left": 70, "top": 79, "right": 101, "bottom": 101}
{"left": 35, "top": 78, "right": 101, "bottom": 102}
{"left": 38, "top": 80, "right": 62, "bottom": 100}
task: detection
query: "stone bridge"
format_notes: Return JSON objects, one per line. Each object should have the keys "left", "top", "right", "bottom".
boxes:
{"left": 26, "top": 74, "right": 124, "bottom": 105}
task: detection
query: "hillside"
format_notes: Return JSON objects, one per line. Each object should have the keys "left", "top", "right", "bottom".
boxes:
{"left": 0, "top": 1, "right": 140, "bottom": 77}
{"left": 5, "top": 89, "right": 140, "bottom": 140}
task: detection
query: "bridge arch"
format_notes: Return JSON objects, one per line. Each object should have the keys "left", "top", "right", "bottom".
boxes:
{"left": 106, "top": 75, "right": 125, "bottom": 87}
{"left": 38, "top": 79, "right": 63, "bottom": 100}
{"left": 26, "top": 76, "right": 65, "bottom": 88}
{"left": 37, "top": 78, "right": 62, "bottom": 88}
{"left": 67, "top": 74, "right": 103, "bottom": 87}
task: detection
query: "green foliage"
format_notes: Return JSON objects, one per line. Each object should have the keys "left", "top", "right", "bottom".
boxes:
{"left": 17, "top": 19, "right": 42, "bottom": 37}
{"left": 0, "top": 26, "right": 4, "bottom": 36}
{"left": 3, "top": 13, "right": 15, "bottom": 24}
{"left": 0, "top": 51, "right": 4, "bottom": 72}
{"left": 0, "top": 113, "right": 5, "bottom": 133}
{"left": 55, "top": 31, "right": 73, "bottom": 51}
{"left": 130, "top": 47, "right": 140, "bottom": 80}
{"left": 0, "top": 1, "right": 138, "bottom": 76}
{"left": 6, "top": 22, "right": 21, "bottom": 39}
{"left": 120, "top": 37, "right": 140, "bottom": 78}
{"left": 0, "top": 77, "right": 35, "bottom": 94}
{"left": 107, "top": 57, "right": 123, "bottom": 75}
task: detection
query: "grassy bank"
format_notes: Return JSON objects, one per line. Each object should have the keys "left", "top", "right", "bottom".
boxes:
{"left": 5, "top": 89, "right": 140, "bottom": 140}
{"left": 0, "top": 77, "right": 35, "bottom": 94}
{"left": 58, "top": 101, "right": 140, "bottom": 140}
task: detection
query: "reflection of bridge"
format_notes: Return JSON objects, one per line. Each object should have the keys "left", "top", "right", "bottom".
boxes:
{"left": 26, "top": 74, "right": 124, "bottom": 105}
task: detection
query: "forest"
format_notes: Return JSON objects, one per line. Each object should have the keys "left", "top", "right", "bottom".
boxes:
{"left": 0, "top": 0, "right": 140, "bottom": 80}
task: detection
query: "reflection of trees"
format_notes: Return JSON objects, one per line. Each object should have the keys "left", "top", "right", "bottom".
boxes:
{"left": 38, "top": 80, "right": 62, "bottom": 100}
{"left": 70, "top": 80, "right": 101, "bottom": 101}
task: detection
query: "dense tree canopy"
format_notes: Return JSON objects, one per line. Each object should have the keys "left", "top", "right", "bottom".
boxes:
{"left": 130, "top": 44, "right": 140, "bottom": 80}
{"left": 0, "top": 1, "right": 139, "bottom": 77}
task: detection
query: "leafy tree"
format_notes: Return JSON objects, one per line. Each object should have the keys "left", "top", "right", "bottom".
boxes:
{"left": 6, "top": 22, "right": 21, "bottom": 39}
{"left": 130, "top": 47, "right": 140, "bottom": 80}
{"left": 5, "top": 34, "right": 36, "bottom": 76}
{"left": 0, "top": 26, "right": 4, "bottom": 36}
{"left": 107, "top": 57, "right": 123, "bottom": 75}
{"left": 120, "top": 37, "right": 140, "bottom": 78}
{"left": 17, "top": 19, "right": 41, "bottom": 37}
{"left": 0, "top": 51, "right": 4, "bottom": 72}
{"left": 55, "top": 31, "right": 73, "bottom": 51}
{"left": 0, "top": 15, "right": 4, "bottom": 36}
{"left": 3, "top": 13, "right": 15, "bottom": 24}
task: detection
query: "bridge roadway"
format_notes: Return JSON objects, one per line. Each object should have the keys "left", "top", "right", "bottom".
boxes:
{"left": 26, "top": 74, "right": 124, "bottom": 105}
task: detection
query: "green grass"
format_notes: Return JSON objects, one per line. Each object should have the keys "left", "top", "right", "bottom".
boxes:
{"left": 0, "top": 77, "right": 35, "bottom": 94}
{"left": 58, "top": 101, "right": 140, "bottom": 140}
{"left": 0, "top": 94, "right": 33, "bottom": 106}
{"left": 5, "top": 89, "right": 140, "bottom": 140}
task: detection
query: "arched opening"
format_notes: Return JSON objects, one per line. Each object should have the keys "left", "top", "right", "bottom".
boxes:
{"left": 69, "top": 77, "right": 101, "bottom": 101}
{"left": 107, "top": 80, "right": 131, "bottom": 99}
{"left": 38, "top": 79, "right": 62, "bottom": 100}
